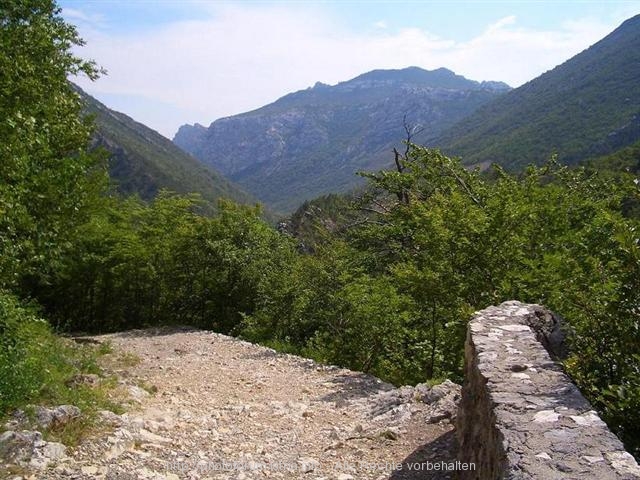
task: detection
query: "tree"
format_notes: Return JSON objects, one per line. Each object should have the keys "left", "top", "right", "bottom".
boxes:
{"left": 0, "top": 0, "right": 105, "bottom": 292}
{"left": 355, "top": 145, "right": 640, "bottom": 454}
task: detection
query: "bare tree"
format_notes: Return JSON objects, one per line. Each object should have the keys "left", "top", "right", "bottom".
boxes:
{"left": 392, "top": 115, "right": 424, "bottom": 205}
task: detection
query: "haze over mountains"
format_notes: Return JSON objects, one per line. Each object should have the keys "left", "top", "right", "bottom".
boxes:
{"left": 82, "top": 14, "right": 640, "bottom": 216}
{"left": 174, "top": 68, "right": 510, "bottom": 211}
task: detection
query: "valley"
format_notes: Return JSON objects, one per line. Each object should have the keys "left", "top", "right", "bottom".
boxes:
{"left": 2, "top": 3, "right": 640, "bottom": 478}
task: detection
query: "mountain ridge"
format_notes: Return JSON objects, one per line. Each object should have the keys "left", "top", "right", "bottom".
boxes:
{"left": 174, "top": 67, "right": 510, "bottom": 211}
{"left": 434, "top": 14, "right": 640, "bottom": 169}
{"left": 76, "top": 86, "right": 258, "bottom": 213}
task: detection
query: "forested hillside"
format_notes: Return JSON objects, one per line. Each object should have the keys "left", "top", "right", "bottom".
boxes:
{"left": 174, "top": 67, "right": 509, "bottom": 211}
{"left": 77, "top": 87, "right": 257, "bottom": 213}
{"left": 435, "top": 14, "right": 640, "bottom": 170}
{"left": 587, "top": 139, "right": 640, "bottom": 174}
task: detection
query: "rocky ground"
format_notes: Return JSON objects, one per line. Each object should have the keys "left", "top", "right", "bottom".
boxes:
{"left": 1, "top": 327, "right": 460, "bottom": 479}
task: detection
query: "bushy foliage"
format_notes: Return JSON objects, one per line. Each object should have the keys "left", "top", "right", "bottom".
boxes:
{"left": 42, "top": 194, "right": 297, "bottom": 334}
{"left": 0, "top": 0, "right": 108, "bottom": 419}
{"left": 245, "top": 145, "right": 640, "bottom": 456}
{"left": 0, "top": 292, "right": 106, "bottom": 415}
{"left": 0, "top": 0, "right": 106, "bottom": 293}
{"left": 0, "top": 293, "right": 51, "bottom": 412}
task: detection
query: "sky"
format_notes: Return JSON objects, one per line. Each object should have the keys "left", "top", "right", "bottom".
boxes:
{"left": 59, "top": 1, "right": 640, "bottom": 138}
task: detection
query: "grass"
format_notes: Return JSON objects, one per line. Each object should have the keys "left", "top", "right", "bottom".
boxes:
{"left": 97, "top": 340, "right": 114, "bottom": 355}
{"left": 136, "top": 380, "right": 158, "bottom": 395}
{"left": 114, "top": 351, "right": 142, "bottom": 368}
{"left": 1, "top": 294, "right": 128, "bottom": 448}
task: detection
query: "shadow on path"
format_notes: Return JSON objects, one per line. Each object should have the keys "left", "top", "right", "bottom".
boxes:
{"left": 238, "top": 349, "right": 394, "bottom": 404}
{"left": 318, "top": 372, "right": 394, "bottom": 404}
{"left": 72, "top": 325, "right": 200, "bottom": 341}
{"left": 389, "top": 429, "right": 458, "bottom": 480}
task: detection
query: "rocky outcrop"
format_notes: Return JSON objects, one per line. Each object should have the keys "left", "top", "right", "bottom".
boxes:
{"left": 0, "top": 430, "right": 67, "bottom": 470}
{"left": 457, "top": 301, "right": 640, "bottom": 479}
{"left": 173, "top": 67, "right": 510, "bottom": 211}
{"left": 0, "top": 405, "right": 82, "bottom": 471}
{"left": 34, "top": 405, "right": 81, "bottom": 429}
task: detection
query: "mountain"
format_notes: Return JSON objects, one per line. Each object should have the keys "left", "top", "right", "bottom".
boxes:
{"left": 174, "top": 67, "right": 510, "bottom": 212}
{"left": 75, "top": 87, "right": 257, "bottom": 212}
{"left": 587, "top": 139, "right": 640, "bottom": 175}
{"left": 435, "top": 15, "right": 640, "bottom": 170}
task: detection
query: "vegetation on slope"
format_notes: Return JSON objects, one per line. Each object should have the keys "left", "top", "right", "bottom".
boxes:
{"left": 435, "top": 14, "right": 640, "bottom": 170}
{"left": 282, "top": 193, "right": 362, "bottom": 252}
{"left": 174, "top": 67, "right": 510, "bottom": 211}
{"left": 2, "top": 0, "right": 639, "bottom": 462}
{"left": 0, "top": 0, "right": 122, "bottom": 435}
{"left": 0, "top": 293, "right": 116, "bottom": 424}
{"left": 583, "top": 140, "right": 640, "bottom": 218}
{"left": 78, "top": 88, "right": 258, "bottom": 214}
{"left": 245, "top": 147, "right": 640, "bottom": 456}
{"left": 586, "top": 139, "right": 640, "bottom": 174}
{"left": 42, "top": 195, "right": 293, "bottom": 334}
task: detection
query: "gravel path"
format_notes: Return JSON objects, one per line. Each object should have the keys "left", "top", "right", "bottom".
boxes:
{"left": 37, "top": 327, "right": 459, "bottom": 479}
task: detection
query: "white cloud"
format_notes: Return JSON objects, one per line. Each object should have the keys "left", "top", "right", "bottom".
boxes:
{"left": 62, "top": 7, "right": 105, "bottom": 27}
{"left": 69, "top": 4, "right": 632, "bottom": 137}
{"left": 486, "top": 15, "right": 517, "bottom": 32}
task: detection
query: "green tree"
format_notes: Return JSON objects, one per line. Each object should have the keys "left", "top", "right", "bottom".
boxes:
{"left": 354, "top": 145, "right": 640, "bottom": 454}
{"left": 0, "top": 0, "right": 105, "bottom": 292}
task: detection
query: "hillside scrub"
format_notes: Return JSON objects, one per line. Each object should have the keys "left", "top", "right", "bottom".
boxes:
{"left": 0, "top": 0, "right": 111, "bottom": 432}
{"left": 2, "top": 0, "right": 639, "bottom": 462}
{"left": 41, "top": 194, "right": 296, "bottom": 334}
{"left": 0, "top": 290, "right": 120, "bottom": 451}
{"left": 245, "top": 146, "right": 640, "bottom": 457}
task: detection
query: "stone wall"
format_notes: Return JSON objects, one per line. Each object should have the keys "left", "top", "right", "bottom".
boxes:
{"left": 457, "top": 301, "right": 640, "bottom": 480}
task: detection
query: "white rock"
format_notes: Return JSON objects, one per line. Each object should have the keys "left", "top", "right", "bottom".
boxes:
{"left": 298, "top": 456, "right": 319, "bottom": 472}
{"left": 41, "top": 441, "right": 66, "bottom": 459}
{"left": 498, "top": 324, "right": 531, "bottom": 332}
{"left": 81, "top": 466, "right": 99, "bottom": 475}
{"left": 137, "top": 428, "right": 172, "bottom": 444}
{"left": 29, "top": 441, "right": 66, "bottom": 469}
{"left": 128, "top": 385, "right": 151, "bottom": 402}
{"left": 569, "top": 411, "right": 605, "bottom": 427}
{"left": 604, "top": 451, "right": 640, "bottom": 477}
{"left": 104, "top": 437, "right": 134, "bottom": 460}
{"left": 97, "top": 410, "right": 123, "bottom": 426}
{"left": 533, "top": 410, "right": 560, "bottom": 423}
{"left": 582, "top": 455, "right": 605, "bottom": 464}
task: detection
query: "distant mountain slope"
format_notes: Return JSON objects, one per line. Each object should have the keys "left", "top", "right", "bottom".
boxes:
{"left": 75, "top": 87, "right": 256, "bottom": 211}
{"left": 435, "top": 15, "right": 640, "bottom": 170}
{"left": 586, "top": 139, "right": 640, "bottom": 175}
{"left": 174, "top": 67, "right": 510, "bottom": 212}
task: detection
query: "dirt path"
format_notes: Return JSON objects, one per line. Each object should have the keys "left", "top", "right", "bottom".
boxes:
{"left": 40, "top": 328, "right": 458, "bottom": 479}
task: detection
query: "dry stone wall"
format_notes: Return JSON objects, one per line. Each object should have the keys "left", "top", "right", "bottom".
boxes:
{"left": 457, "top": 301, "right": 640, "bottom": 480}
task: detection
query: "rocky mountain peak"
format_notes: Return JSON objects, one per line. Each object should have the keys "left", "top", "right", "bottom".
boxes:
{"left": 173, "top": 67, "right": 509, "bottom": 212}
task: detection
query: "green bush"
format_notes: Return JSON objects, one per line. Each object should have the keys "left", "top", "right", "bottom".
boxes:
{"left": 0, "top": 291, "right": 106, "bottom": 416}
{"left": 244, "top": 145, "right": 640, "bottom": 457}
{"left": 0, "top": 292, "right": 52, "bottom": 412}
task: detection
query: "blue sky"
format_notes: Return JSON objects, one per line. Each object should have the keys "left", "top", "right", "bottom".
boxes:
{"left": 60, "top": 1, "right": 640, "bottom": 137}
